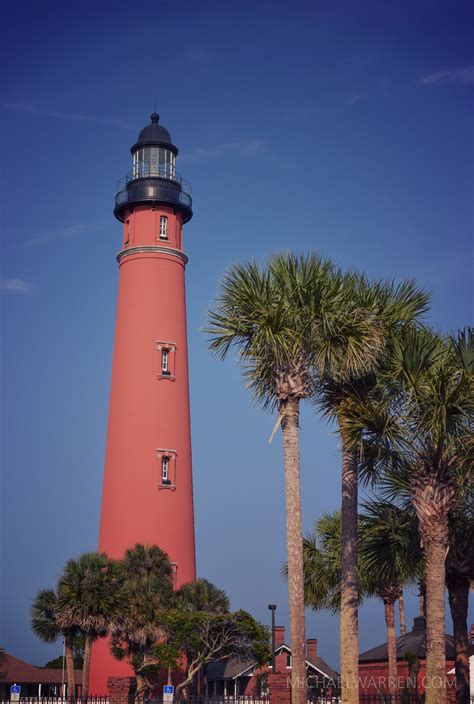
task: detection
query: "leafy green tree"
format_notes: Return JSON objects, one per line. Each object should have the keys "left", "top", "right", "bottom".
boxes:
{"left": 110, "top": 544, "right": 174, "bottom": 695}
{"left": 44, "top": 636, "right": 85, "bottom": 669}
{"left": 56, "top": 552, "right": 129, "bottom": 698}
{"left": 31, "top": 588, "right": 77, "bottom": 697}
{"left": 174, "top": 578, "right": 230, "bottom": 614}
{"left": 157, "top": 609, "right": 269, "bottom": 699}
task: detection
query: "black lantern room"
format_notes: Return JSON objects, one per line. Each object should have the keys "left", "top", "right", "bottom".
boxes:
{"left": 114, "top": 113, "right": 192, "bottom": 223}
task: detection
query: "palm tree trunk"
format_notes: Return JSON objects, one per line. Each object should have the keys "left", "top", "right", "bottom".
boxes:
{"left": 280, "top": 398, "right": 307, "bottom": 704}
{"left": 419, "top": 582, "right": 427, "bottom": 617}
{"left": 399, "top": 591, "right": 407, "bottom": 635}
{"left": 423, "top": 529, "right": 449, "bottom": 704}
{"left": 64, "top": 634, "right": 75, "bottom": 700}
{"left": 340, "top": 440, "right": 359, "bottom": 704}
{"left": 82, "top": 635, "right": 92, "bottom": 699}
{"left": 383, "top": 598, "right": 398, "bottom": 696}
{"left": 447, "top": 574, "right": 470, "bottom": 704}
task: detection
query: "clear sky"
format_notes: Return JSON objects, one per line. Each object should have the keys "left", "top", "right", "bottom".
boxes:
{"left": 1, "top": 0, "right": 473, "bottom": 671}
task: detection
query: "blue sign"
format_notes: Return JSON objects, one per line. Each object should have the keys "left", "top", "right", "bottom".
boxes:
{"left": 163, "top": 686, "right": 174, "bottom": 695}
{"left": 11, "top": 686, "right": 21, "bottom": 695}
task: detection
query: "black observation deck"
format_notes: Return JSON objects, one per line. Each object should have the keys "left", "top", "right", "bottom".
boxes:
{"left": 114, "top": 164, "right": 193, "bottom": 223}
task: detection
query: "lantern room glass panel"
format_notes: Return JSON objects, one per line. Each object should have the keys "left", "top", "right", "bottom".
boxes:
{"left": 133, "top": 148, "right": 176, "bottom": 180}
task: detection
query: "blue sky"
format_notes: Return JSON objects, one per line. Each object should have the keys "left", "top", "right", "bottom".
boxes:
{"left": 1, "top": 0, "right": 473, "bottom": 670}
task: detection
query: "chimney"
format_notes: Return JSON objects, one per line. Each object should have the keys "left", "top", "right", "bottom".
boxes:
{"left": 307, "top": 638, "right": 318, "bottom": 661}
{"left": 275, "top": 626, "right": 285, "bottom": 646}
{"left": 413, "top": 616, "right": 426, "bottom": 632}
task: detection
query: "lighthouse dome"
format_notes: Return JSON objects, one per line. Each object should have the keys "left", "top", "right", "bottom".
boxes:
{"left": 131, "top": 113, "right": 177, "bottom": 154}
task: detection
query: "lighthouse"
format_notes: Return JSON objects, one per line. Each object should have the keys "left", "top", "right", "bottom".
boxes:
{"left": 90, "top": 113, "right": 196, "bottom": 692}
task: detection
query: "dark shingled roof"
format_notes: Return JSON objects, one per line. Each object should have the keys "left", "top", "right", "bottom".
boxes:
{"left": 207, "top": 658, "right": 255, "bottom": 681}
{"left": 207, "top": 644, "right": 339, "bottom": 682}
{"left": 0, "top": 651, "right": 82, "bottom": 685}
{"left": 359, "top": 617, "right": 455, "bottom": 663}
{"left": 308, "top": 655, "right": 339, "bottom": 681}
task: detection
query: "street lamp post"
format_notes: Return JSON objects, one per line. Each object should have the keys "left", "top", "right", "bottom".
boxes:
{"left": 268, "top": 604, "right": 277, "bottom": 673}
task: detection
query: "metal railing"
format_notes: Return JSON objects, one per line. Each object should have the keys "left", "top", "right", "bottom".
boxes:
{"left": 116, "top": 166, "right": 192, "bottom": 196}
{"left": 0, "top": 699, "right": 109, "bottom": 704}
{"left": 0, "top": 698, "right": 268, "bottom": 704}
{"left": 2, "top": 697, "right": 471, "bottom": 704}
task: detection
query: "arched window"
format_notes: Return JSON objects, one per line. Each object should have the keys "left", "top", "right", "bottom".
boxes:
{"left": 160, "top": 216, "right": 168, "bottom": 240}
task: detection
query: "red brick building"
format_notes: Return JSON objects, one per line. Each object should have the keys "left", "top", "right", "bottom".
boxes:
{"left": 358, "top": 616, "right": 456, "bottom": 697}
{"left": 206, "top": 626, "right": 339, "bottom": 697}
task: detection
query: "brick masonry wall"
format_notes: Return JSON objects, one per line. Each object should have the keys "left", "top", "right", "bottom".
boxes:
{"left": 268, "top": 673, "right": 291, "bottom": 704}
{"left": 358, "top": 661, "right": 456, "bottom": 698}
{"left": 107, "top": 677, "right": 137, "bottom": 704}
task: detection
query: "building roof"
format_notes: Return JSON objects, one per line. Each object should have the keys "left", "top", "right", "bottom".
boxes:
{"left": 207, "top": 643, "right": 339, "bottom": 682}
{"left": 0, "top": 651, "right": 82, "bottom": 685}
{"left": 359, "top": 616, "right": 455, "bottom": 663}
{"left": 207, "top": 658, "right": 255, "bottom": 681}
{"left": 307, "top": 655, "right": 339, "bottom": 682}
{"left": 131, "top": 113, "right": 176, "bottom": 153}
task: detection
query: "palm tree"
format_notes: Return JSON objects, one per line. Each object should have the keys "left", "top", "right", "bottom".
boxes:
{"left": 175, "top": 579, "right": 230, "bottom": 613}
{"left": 355, "top": 326, "right": 473, "bottom": 704}
{"left": 297, "top": 507, "right": 421, "bottom": 697}
{"left": 359, "top": 502, "right": 423, "bottom": 695}
{"left": 31, "top": 588, "right": 77, "bottom": 698}
{"left": 207, "top": 253, "right": 393, "bottom": 704}
{"left": 111, "top": 544, "right": 174, "bottom": 696}
{"left": 398, "top": 591, "right": 408, "bottom": 635}
{"left": 56, "top": 552, "right": 129, "bottom": 698}
{"left": 446, "top": 328, "right": 474, "bottom": 704}
{"left": 446, "top": 504, "right": 474, "bottom": 704}
{"left": 206, "top": 253, "right": 340, "bottom": 704}
{"left": 314, "top": 275, "right": 429, "bottom": 704}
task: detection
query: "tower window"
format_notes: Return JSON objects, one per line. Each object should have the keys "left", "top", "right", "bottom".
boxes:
{"left": 157, "top": 448, "right": 177, "bottom": 489}
{"left": 157, "top": 341, "right": 176, "bottom": 380}
{"left": 125, "top": 219, "right": 130, "bottom": 246}
{"left": 159, "top": 216, "right": 168, "bottom": 239}
{"left": 161, "top": 456, "right": 170, "bottom": 485}
{"left": 161, "top": 349, "right": 170, "bottom": 375}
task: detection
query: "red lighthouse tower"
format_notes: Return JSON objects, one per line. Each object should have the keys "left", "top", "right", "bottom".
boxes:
{"left": 90, "top": 114, "right": 196, "bottom": 693}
